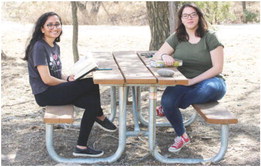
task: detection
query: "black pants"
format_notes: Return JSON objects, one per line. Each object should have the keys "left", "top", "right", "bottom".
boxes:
{"left": 35, "top": 78, "right": 103, "bottom": 146}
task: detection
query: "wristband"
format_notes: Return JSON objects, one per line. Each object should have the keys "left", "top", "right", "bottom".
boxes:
{"left": 66, "top": 76, "right": 70, "bottom": 82}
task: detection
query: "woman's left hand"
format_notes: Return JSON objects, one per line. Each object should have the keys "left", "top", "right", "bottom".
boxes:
{"left": 67, "top": 75, "right": 75, "bottom": 82}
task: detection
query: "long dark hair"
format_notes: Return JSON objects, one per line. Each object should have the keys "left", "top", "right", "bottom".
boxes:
{"left": 176, "top": 3, "right": 208, "bottom": 42}
{"left": 23, "top": 12, "right": 62, "bottom": 61}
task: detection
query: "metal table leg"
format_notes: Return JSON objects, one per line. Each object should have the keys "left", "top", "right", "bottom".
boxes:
{"left": 131, "top": 86, "right": 140, "bottom": 132}
{"left": 108, "top": 86, "right": 117, "bottom": 122}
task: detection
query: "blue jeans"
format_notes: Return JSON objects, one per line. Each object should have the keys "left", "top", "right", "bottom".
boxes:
{"left": 161, "top": 77, "right": 226, "bottom": 136}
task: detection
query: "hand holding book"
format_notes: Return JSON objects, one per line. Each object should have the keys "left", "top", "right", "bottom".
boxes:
{"left": 71, "top": 53, "right": 98, "bottom": 80}
{"left": 67, "top": 75, "right": 75, "bottom": 82}
{"left": 70, "top": 53, "right": 113, "bottom": 80}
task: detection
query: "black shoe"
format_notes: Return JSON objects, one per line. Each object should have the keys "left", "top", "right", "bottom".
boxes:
{"left": 73, "top": 146, "right": 104, "bottom": 157}
{"left": 95, "top": 117, "right": 117, "bottom": 132}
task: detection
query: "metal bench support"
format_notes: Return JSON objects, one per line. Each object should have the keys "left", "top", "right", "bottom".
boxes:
{"left": 148, "top": 86, "right": 230, "bottom": 163}
{"left": 45, "top": 86, "right": 127, "bottom": 164}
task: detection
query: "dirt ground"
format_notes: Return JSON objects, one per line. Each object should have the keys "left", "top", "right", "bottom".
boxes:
{"left": 1, "top": 21, "right": 260, "bottom": 166}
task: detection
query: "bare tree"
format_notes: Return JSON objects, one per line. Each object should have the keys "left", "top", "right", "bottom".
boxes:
{"left": 76, "top": 1, "right": 101, "bottom": 24}
{"left": 168, "top": 2, "right": 178, "bottom": 34}
{"left": 90, "top": 1, "right": 101, "bottom": 23}
{"left": 71, "top": 1, "right": 79, "bottom": 62}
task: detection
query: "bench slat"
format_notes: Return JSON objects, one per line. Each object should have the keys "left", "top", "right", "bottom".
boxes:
{"left": 44, "top": 105, "right": 74, "bottom": 124}
{"left": 192, "top": 102, "right": 238, "bottom": 124}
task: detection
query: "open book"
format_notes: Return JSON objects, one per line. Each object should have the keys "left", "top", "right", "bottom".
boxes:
{"left": 72, "top": 53, "right": 98, "bottom": 80}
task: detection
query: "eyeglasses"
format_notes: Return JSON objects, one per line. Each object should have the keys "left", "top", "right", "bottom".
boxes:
{"left": 182, "top": 12, "right": 198, "bottom": 19}
{"left": 46, "top": 23, "right": 62, "bottom": 29}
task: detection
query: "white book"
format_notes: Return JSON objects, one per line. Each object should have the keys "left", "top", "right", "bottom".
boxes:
{"left": 72, "top": 52, "right": 98, "bottom": 80}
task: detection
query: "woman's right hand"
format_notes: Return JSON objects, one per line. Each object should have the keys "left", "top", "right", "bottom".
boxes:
{"left": 153, "top": 41, "right": 175, "bottom": 64}
{"left": 162, "top": 54, "right": 175, "bottom": 66}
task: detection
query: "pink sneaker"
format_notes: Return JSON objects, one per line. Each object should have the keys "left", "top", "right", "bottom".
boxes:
{"left": 156, "top": 106, "right": 165, "bottom": 117}
{"left": 168, "top": 134, "right": 190, "bottom": 152}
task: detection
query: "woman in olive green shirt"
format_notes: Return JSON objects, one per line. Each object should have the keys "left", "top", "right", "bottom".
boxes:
{"left": 153, "top": 3, "right": 226, "bottom": 153}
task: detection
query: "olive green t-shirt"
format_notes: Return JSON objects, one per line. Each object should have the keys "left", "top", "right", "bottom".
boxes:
{"left": 166, "top": 31, "right": 224, "bottom": 79}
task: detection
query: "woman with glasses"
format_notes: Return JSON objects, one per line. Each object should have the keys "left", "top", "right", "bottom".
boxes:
{"left": 23, "top": 12, "right": 117, "bottom": 157}
{"left": 153, "top": 4, "right": 226, "bottom": 152}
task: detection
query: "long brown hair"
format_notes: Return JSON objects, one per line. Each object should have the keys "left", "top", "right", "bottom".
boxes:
{"left": 176, "top": 3, "right": 208, "bottom": 42}
{"left": 23, "top": 12, "right": 62, "bottom": 61}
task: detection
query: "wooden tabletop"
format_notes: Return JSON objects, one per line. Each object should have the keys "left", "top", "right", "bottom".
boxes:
{"left": 92, "top": 51, "right": 188, "bottom": 86}
{"left": 92, "top": 52, "right": 124, "bottom": 85}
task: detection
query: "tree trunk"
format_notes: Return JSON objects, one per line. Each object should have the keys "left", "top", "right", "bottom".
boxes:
{"left": 146, "top": 1, "right": 170, "bottom": 50}
{"left": 76, "top": 1, "right": 101, "bottom": 24}
{"left": 242, "top": 1, "right": 247, "bottom": 23}
{"left": 71, "top": 2, "right": 79, "bottom": 62}
{"left": 90, "top": 1, "right": 101, "bottom": 24}
{"left": 168, "top": 2, "right": 178, "bottom": 34}
{"left": 76, "top": 2, "right": 90, "bottom": 24}
{"left": 1, "top": 50, "right": 7, "bottom": 60}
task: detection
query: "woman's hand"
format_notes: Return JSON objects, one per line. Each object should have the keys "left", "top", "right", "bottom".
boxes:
{"left": 67, "top": 75, "right": 75, "bottom": 82}
{"left": 162, "top": 54, "right": 175, "bottom": 66}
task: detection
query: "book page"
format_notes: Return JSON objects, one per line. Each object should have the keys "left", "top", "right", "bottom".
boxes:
{"left": 72, "top": 52, "right": 98, "bottom": 80}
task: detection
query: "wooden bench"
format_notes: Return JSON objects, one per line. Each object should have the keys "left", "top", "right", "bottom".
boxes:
{"left": 148, "top": 101, "right": 239, "bottom": 163}
{"left": 185, "top": 102, "right": 238, "bottom": 162}
{"left": 192, "top": 102, "right": 238, "bottom": 125}
{"left": 43, "top": 105, "right": 76, "bottom": 162}
{"left": 43, "top": 105, "right": 74, "bottom": 124}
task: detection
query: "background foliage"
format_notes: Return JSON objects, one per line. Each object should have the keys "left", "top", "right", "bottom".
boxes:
{"left": 1, "top": 1, "right": 260, "bottom": 25}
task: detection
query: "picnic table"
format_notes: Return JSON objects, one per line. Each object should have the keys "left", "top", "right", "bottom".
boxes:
{"left": 44, "top": 51, "right": 237, "bottom": 164}
{"left": 93, "top": 51, "right": 222, "bottom": 164}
